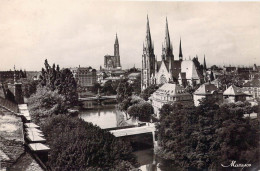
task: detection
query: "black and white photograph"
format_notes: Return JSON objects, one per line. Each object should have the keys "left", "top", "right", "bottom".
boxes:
{"left": 0, "top": 0, "right": 259, "bottom": 170}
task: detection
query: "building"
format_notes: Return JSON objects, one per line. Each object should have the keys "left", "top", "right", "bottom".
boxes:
{"left": 149, "top": 83, "right": 193, "bottom": 117}
{"left": 70, "top": 67, "right": 97, "bottom": 88}
{"left": 103, "top": 34, "right": 121, "bottom": 70}
{"left": 0, "top": 107, "right": 43, "bottom": 170}
{"left": 141, "top": 16, "right": 204, "bottom": 90}
{"left": 242, "top": 79, "right": 260, "bottom": 99}
{"left": 223, "top": 85, "right": 248, "bottom": 103}
{"left": 0, "top": 70, "right": 26, "bottom": 83}
{"left": 193, "top": 82, "right": 223, "bottom": 106}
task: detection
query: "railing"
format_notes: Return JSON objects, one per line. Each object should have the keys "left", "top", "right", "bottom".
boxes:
{"left": 0, "top": 97, "right": 18, "bottom": 113}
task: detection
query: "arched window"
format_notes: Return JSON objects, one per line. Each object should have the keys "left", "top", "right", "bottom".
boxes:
{"left": 160, "top": 75, "right": 167, "bottom": 84}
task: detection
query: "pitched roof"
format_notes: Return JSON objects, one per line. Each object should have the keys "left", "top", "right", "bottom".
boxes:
{"left": 223, "top": 85, "right": 246, "bottom": 96}
{"left": 243, "top": 79, "right": 260, "bottom": 87}
{"left": 154, "top": 83, "right": 187, "bottom": 96}
{"left": 181, "top": 60, "right": 200, "bottom": 80}
{"left": 194, "top": 82, "right": 219, "bottom": 95}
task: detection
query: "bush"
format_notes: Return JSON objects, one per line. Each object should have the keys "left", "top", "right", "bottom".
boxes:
{"left": 127, "top": 101, "right": 154, "bottom": 122}
{"left": 42, "top": 115, "right": 137, "bottom": 170}
{"left": 28, "top": 87, "right": 68, "bottom": 124}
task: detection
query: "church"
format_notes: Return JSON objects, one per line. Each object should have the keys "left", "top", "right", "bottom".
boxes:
{"left": 104, "top": 34, "right": 122, "bottom": 70}
{"left": 141, "top": 16, "right": 205, "bottom": 90}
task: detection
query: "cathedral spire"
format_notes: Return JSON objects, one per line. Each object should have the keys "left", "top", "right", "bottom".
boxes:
{"left": 115, "top": 33, "right": 119, "bottom": 45}
{"left": 179, "top": 38, "right": 183, "bottom": 61}
{"left": 145, "top": 15, "right": 153, "bottom": 51}
{"left": 203, "top": 55, "right": 207, "bottom": 70}
{"left": 165, "top": 17, "right": 171, "bottom": 50}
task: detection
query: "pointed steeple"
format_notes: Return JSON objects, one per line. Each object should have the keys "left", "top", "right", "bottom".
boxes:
{"left": 114, "top": 33, "right": 121, "bottom": 67}
{"left": 115, "top": 33, "right": 119, "bottom": 45}
{"left": 203, "top": 55, "right": 207, "bottom": 70}
{"left": 145, "top": 15, "right": 153, "bottom": 51}
{"left": 165, "top": 17, "right": 171, "bottom": 50}
{"left": 179, "top": 38, "right": 183, "bottom": 61}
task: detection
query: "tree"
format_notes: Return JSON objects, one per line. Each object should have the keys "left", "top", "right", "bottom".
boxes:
{"left": 90, "top": 82, "right": 102, "bottom": 94}
{"left": 127, "top": 101, "right": 154, "bottom": 122}
{"left": 140, "top": 84, "right": 160, "bottom": 101}
{"left": 156, "top": 99, "right": 259, "bottom": 170}
{"left": 102, "top": 80, "right": 117, "bottom": 95}
{"left": 42, "top": 115, "right": 137, "bottom": 170}
{"left": 132, "top": 74, "right": 141, "bottom": 95}
{"left": 116, "top": 79, "right": 133, "bottom": 103}
{"left": 19, "top": 78, "right": 39, "bottom": 98}
{"left": 39, "top": 59, "right": 78, "bottom": 106}
{"left": 28, "top": 87, "right": 68, "bottom": 124}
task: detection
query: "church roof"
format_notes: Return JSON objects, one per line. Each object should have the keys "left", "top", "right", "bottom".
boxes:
{"left": 194, "top": 82, "right": 220, "bottom": 95}
{"left": 155, "top": 83, "right": 187, "bottom": 96}
{"left": 223, "top": 85, "right": 246, "bottom": 96}
{"left": 181, "top": 60, "right": 201, "bottom": 80}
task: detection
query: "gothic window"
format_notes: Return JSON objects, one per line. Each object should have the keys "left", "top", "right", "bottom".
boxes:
{"left": 160, "top": 75, "right": 167, "bottom": 84}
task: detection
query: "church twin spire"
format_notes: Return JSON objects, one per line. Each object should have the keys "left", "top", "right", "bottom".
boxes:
{"left": 145, "top": 15, "right": 154, "bottom": 53}
{"left": 164, "top": 17, "right": 171, "bottom": 52}
{"left": 144, "top": 16, "right": 183, "bottom": 61}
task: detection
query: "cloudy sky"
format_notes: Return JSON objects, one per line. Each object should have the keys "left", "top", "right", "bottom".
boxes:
{"left": 0, "top": 0, "right": 259, "bottom": 71}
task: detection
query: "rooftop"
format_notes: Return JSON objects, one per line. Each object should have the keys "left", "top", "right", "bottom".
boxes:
{"left": 194, "top": 82, "right": 220, "bottom": 95}
{"left": 223, "top": 85, "right": 246, "bottom": 96}
{"left": 0, "top": 107, "right": 24, "bottom": 168}
{"left": 154, "top": 83, "right": 187, "bottom": 96}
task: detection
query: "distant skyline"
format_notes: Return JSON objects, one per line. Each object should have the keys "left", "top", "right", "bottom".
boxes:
{"left": 0, "top": 1, "right": 260, "bottom": 71}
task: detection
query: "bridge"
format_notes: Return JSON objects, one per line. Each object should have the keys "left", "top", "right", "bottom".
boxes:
{"left": 79, "top": 95, "right": 117, "bottom": 108}
{"left": 109, "top": 123, "right": 157, "bottom": 147}
{"left": 79, "top": 95, "right": 116, "bottom": 101}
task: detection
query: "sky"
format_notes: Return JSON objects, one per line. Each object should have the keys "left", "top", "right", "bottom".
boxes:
{"left": 0, "top": 0, "right": 260, "bottom": 71}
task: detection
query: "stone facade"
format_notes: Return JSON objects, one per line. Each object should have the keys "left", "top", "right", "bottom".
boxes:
{"left": 149, "top": 83, "right": 193, "bottom": 117}
{"left": 104, "top": 34, "right": 121, "bottom": 70}
{"left": 193, "top": 82, "right": 223, "bottom": 106}
{"left": 141, "top": 16, "right": 204, "bottom": 90}
{"left": 223, "top": 85, "right": 248, "bottom": 103}
{"left": 70, "top": 67, "right": 97, "bottom": 88}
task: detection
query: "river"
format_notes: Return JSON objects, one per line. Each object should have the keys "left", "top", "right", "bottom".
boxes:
{"left": 79, "top": 105, "right": 176, "bottom": 171}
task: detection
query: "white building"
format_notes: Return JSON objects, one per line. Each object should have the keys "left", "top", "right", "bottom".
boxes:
{"left": 193, "top": 82, "right": 223, "bottom": 106}
{"left": 149, "top": 83, "right": 193, "bottom": 117}
{"left": 223, "top": 85, "right": 248, "bottom": 103}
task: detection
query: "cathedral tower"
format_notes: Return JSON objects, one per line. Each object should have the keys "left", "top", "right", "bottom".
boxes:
{"left": 141, "top": 15, "right": 156, "bottom": 90}
{"left": 179, "top": 38, "right": 183, "bottom": 61}
{"left": 161, "top": 17, "right": 174, "bottom": 62}
{"left": 114, "top": 33, "right": 121, "bottom": 68}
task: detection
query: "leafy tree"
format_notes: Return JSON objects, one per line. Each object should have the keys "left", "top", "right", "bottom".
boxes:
{"left": 39, "top": 59, "right": 78, "bottom": 106}
{"left": 157, "top": 99, "right": 259, "bottom": 170}
{"left": 116, "top": 79, "right": 133, "bottom": 103}
{"left": 19, "top": 78, "right": 39, "bottom": 98}
{"left": 140, "top": 84, "right": 160, "bottom": 101}
{"left": 127, "top": 101, "right": 154, "bottom": 122}
{"left": 28, "top": 87, "right": 67, "bottom": 124}
{"left": 42, "top": 115, "right": 137, "bottom": 170}
{"left": 132, "top": 74, "right": 141, "bottom": 95}
{"left": 102, "top": 80, "right": 117, "bottom": 95}
{"left": 90, "top": 82, "right": 102, "bottom": 94}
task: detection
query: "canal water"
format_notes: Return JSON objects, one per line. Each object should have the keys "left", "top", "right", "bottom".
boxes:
{"left": 79, "top": 105, "right": 176, "bottom": 171}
